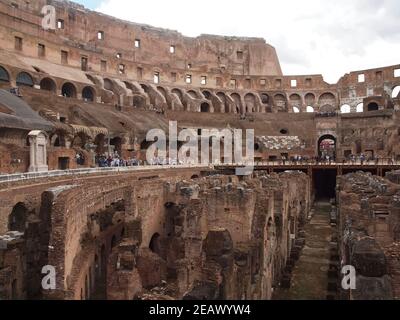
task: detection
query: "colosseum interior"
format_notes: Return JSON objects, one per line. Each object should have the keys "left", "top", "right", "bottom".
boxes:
{"left": 0, "top": 0, "right": 400, "bottom": 301}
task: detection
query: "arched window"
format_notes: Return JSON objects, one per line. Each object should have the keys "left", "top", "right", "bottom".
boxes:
{"left": 82, "top": 86, "right": 95, "bottom": 102}
{"left": 306, "top": 106, "right": 314, "bottom": 113}
{"left": 293, "top": 106, "right": 300, "bottom": 113}
{"left": 62, "top": 82, "right": 77, "bottom": 98}
{"left": 40, "top": 78, "right": 56, "bottom": 92}
{"left": 340, "top": 104, "right": 351, "bottom": 114}
{"left": 0, "top": 66, "right": 10, "bottom": 82}
{"left": 8, "top": 203, "right": 28, "bottom": 232}
{"left": 16, "top": 72, "right": 34, "bottom": 87}
{"left": 356, "top": 103, "right": 364, "bottom": 113}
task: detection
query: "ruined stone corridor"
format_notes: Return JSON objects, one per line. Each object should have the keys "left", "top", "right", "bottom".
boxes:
{"left": 273, "top": 201, "right": 337, "bottom": 300}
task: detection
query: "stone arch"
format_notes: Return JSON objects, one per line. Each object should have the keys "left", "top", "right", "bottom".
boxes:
{"left": 367, "top": 102, "right": 379, "bottom": 111}
{"left": 40, "top": 77, "right": 57, "bottom": 92}
{"left": 61, "top": 82, "right": 77, "bottom": 98}
{"left": 104, "top": 78, "right": 114, "bottom": 91}
{"left": 274, "top": 93, "right": 287, "bottom": 112}
{"left": 157, "top": 86, "right": 167, "bottom": 99}
{"left": 356, "top": 103, "right": 364, "bottom": 113}
{"left": 187, "top": 90, "right": 198, "bottom": 99}
{"left": 0, "top": 65, "right": 10, "bottom": 82}
{"left": 72, "top": 132, "right": 88, "bottom": 148}
{"left": 260, "top": 93, "right": 270, "bottom": 104}
{"left": 305, "top": 93, "right": 316, "bottom": 106}
{"left": 391, "top": 86, "right": 400, "bottom": 99}
{"left": 8, "top": 202, "right": 28, "bottom": 232}
{"left": 217, "top": 92, "right": 230, "bottom": 113}
{"left": 172, "top": 88, "right": 184, "bottom": 106}
{"left": 340, "top": 104, "right": 351, "bottom": 114}
{"left": 231, "top": 93, "right": 243, "bottom": 114}
{"left": 202, "top": 90, "right": 212, "bottom": 100}
{"left": 82, "top": 86, "right": 95, "bottom": 102}
{"left": 200, "top": 102, "right": 210, "bottom": 113}
{"left": 318, "top": 92, "right": 336, "bottom": 107}
{"left": 110, "top": 136, "right": 122, "bottom": 155}
{"left": 50, "top": 132, "right": 67, "bottom": 147}
{"left": 244, "top": 93, "right": 257, "bottom": 113}
{"left": 318, "top": 134, "right": 336, "bottom": 158}
{"left": 16, "top": 72, "right": 34, "bottom": 87}
{"left": 289, "top": 93, "right": 301, "bottom": 110}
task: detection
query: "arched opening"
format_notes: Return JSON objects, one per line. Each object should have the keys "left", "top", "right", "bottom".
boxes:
{"left": 340, "top": 104, "right": 351, "bottom": 114}
{"left": 318, "top": 92, "right": 336, "bottom": 106}
{"left": 318, "top": 135, "right": 336, "bottom": 159}
{"left": 244, "top": 93, "right": 256, "bottom": 113}
{"left": 72, "top": 132, "right": 87, "bottom": 149}
{"left": 289, "top": 93, "right": 301, "bottom": 111}
{"left": 8, "top": 202, "right": 28, "bottom": 232}
{"left": 110, "top": 137, "right": 122, "bottom": 156}
{"left": 40, "top": 78, "right": 56, "bottom": 92}
{"left": 367, "top": 102, "right": 379, "bottom": 111}
{"left": 260, "top": 93, "right": 270, "bottom": 104}
{"left": 293, "top": 106, "right": 300, "bottom": 113}
{"left": 61, "top": 82, "right": 77, "bottom": 98}
{"left": 202, "top": 90, "right": 211, "bottom": 100}
{"left": 200, "top": 102, "right": 210, "bottom": 113}
{"left": 82, "top": 86, "right": 95, "bottom": 102}
{"left": 188, "top": 90, "right": 198, "bottom": 99}
{"left": 16, "top": 72, "right": 34, "bottom": 87}
{"left": 356, "top": 103, "right": 364, "bottom": 113}
{"left": 172, "top": 88, "right": 184, "bottom": 108}
{"left": 305, "top": 93, "right": 316, "bottom": 106}
{"left": 51, "top": 133, "right": 66, "bottom": 147}
{"left": 0, "top": 66, "right": 10, "bottom": 83}
{"left": 391, "top": 86, "right": 400, "bottom": 99}
{"left": 231, "top": 93, "right": 243, "bottom": 114}
{"left": 306, "top": 106, "right": 314, "bottom": 113}
{"left": 149, "top": 233, "right": 162, "bottom": 256}
{"left": 104, "top": 78, "right": 114, "bottom": 92}
{"left": 274, "top": 94, "right": 287, "bottom": 112}
{"left": 217, "top": 92, "right": 229, "bottom": 113}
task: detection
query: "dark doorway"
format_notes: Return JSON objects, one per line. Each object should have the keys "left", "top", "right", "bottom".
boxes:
{"left": 314, "top": 169, "right": 337, "bottom": 200}
{"left": 149, "top": 233, "right": 162, "bottom": 256}
{"left": 58, "top": 157, "right": 70, "bottom": 170}
{"left": 200, "top": 103, "right": 210, "bottom": 113}
{"left": 367, "top": 102, "right": 379, "bottom": 111}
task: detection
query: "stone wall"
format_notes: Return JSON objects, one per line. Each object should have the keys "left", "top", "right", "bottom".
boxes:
{"left": 337, "top": 171, "right": 400, "bottom": 299}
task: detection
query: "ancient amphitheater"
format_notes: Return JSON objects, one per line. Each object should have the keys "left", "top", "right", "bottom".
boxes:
{"left": 0, "top": 0, "right": 400, "bottom": 301}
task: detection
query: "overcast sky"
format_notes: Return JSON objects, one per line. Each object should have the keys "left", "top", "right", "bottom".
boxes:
{"left": 77, "top": 0, "right": 400, "bottom": 84}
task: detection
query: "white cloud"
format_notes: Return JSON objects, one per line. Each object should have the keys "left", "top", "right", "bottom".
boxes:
{"left": 95, "top": 0, "right": 400, "bottom": 83}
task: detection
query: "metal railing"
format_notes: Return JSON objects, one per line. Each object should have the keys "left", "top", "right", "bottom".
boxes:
{"left": 0, "top": 164, "right": 210, "bottom": 184}
{"left": 1, "top": 159, "right": 400, "bottom": 184}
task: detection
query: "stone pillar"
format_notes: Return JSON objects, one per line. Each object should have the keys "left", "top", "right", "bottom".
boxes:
{"left": 28, "top": 130, "right": 48, "bottom": 172}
